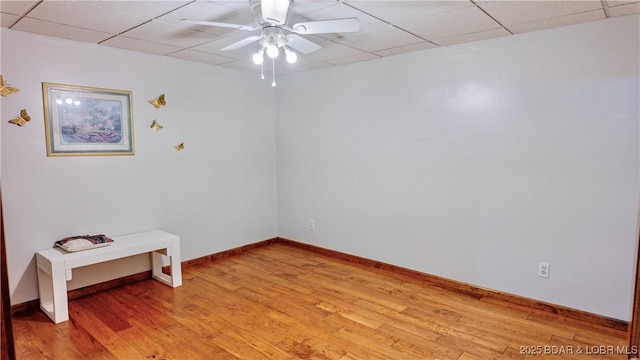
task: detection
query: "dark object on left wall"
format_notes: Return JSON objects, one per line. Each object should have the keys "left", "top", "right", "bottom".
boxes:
{"left": 1, "top": 187, "right": 17, "bottom": 360}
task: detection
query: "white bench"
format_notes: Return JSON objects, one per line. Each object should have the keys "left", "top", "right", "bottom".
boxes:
{"left": 35, "top": 230, "right": 182, "bottom": 323}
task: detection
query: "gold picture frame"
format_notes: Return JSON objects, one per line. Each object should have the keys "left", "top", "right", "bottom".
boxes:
{"left": 42, "top": 82, "right": 134, "bottom": 156}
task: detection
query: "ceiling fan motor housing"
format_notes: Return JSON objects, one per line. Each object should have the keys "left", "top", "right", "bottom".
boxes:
{"left": 261, "top": 26, "right": 288, "bottom": 48}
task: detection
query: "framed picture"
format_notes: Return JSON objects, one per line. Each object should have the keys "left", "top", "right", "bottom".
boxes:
{"left": 42, "top": 82, "right": 134, "bottom": 156}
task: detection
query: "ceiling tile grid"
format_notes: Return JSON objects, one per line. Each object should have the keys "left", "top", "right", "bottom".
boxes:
{"left": 167, "top": 48, "right": 236, "bottom": 65}
{"left": 434, "top": 27, "right": 511, "bottom": 46}
{"left": 20, "top": 1, "right": 149, "bottom": 34}
{"left": 118, "top": 19, "right": 216, "bottom": 48}
{"left": 0, "top": 0, "right": 39, "bottom": 17}
{"left": 396, "top": 6, "right": 503, "bottom": 40}
{"left": 476, "top": 0, "right": 604, "bottom": 25}
{"left": 153, "top": 1, "right": 256, "bottom": 35}
{"left": 11, "top": 16, "right": 114, "bottom": 43}
{"left": 605, "top": 0, "right": 640, "bottom": 16}
{"left": 332, "top": 25, "right": 425, "bottom": 53}
{"left": 84, "top": 1, "right": 194, "bottom": 20}
{"left": 101, "top": 35, "right": 185, "bottom": 55}
{"left": 507, "top": 9, "right": 606, "bottom": 34}
{"left": 0, "top": 12, "right": 18, "bottom": 27}
{"left": 1, "top": 0, "right": 638, "bottom": 74}
{"left": 372, "top": 40, "right": 439, "bottom": 57}
{"left": 346, "top": 1, "right": 474, "bottom": 24}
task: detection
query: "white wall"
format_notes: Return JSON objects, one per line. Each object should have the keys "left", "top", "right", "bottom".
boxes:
{"left": 277, "top": 15, "right": 640, "bottom": 321}
{"left": 2, "top": 15, "right": 639, "bottom": 321}
{"left": 1, "top": 29, "right": 278, "bottom": 305}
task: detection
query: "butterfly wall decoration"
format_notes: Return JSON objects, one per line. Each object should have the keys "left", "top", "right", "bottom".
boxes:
{"left": 149, "top": 94, "right": 166, "bottom": 108}
{"left": 174, "top": 142, "right": 184, "bottom": 151}
{"left": 150, "top": 119, "right": 164, "bottom": 131}
{"left": 8, "top": 109, "right": 30, "bottom": 127}
{"left": 0, "top": 75, "right": 19, "bottom": 97}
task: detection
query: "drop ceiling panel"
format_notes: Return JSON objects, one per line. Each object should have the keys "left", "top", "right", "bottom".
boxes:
{"left": 605, "top": 0, "right": 639, "bottom": 5}
{"left": 325, "top": 52, "right": 381, "bottom": 66}
{"left": 372, "top": 41, "right": 438, "bottom": 57}
{"left": 101, "top": 35, "right": 183, "bottom": 55}
{"left": 2, "top": 0, "right": 637, "bottom": 74}
{"left": 120, "top": 20, "right": 215, "bottom": 48}
{"left": 168, "top": 49, "right": 236, "bottom": 65}
{"left": 607, "top": 1, "right": 640, "bottom": 16}
{"left": 24, "top": 1, "right": 147, "bottom": 34}
{"left": 12, "top": 17, "right": 113, "bottom": 43}
{"left": 347, "top": 1, "right": 473, "bottom": 24}
{"left": 434, "top": 27, "right": 511, "bottom": 46}
{"left": 305, "top": 40, "right": 366, "bottom": 62}
{"left": 155, "top": 1, "right": 256, "bottom": 35}
{"left": 83, "top": 1, "right": 192, "bottom": 20}
{"left": 398, "top": 6, "right": 501, "bottom": 40}
{"left": 287, "top": 1, "right": 339, "bottom": 17}
{"left": 335, "top": 25, "right": 425, "bottom": 52}
{"left": 477, "top": 1, "right": 603, "bottom": 26}
{"left": 0, "top": 0, "right": 39, "bottom": 16}
{"left": 508, "top": 9, "right": 605, "bottom": 34}
{"left": 0, "top": 13, "right": 19, "bottom": 27}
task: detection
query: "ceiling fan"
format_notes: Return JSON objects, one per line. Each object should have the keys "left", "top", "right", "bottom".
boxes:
{"left": 181, "top": 0, "right": 360, "bottom": 64}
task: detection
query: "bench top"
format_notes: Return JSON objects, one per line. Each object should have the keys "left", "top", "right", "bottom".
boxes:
{"left": 35, "top": 230, "right": 179, "bottom": 269}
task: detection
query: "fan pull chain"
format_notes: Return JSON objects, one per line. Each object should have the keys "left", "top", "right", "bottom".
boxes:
{"left": 272, "top": 58, "right": 276, "bottom": 87}
{"left": 261, "top": 60, "right": 264, "bottom": 80}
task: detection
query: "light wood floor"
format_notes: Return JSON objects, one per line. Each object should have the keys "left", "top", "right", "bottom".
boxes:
{"left": 13, "top": 243, "right": 628, "bottom": 359}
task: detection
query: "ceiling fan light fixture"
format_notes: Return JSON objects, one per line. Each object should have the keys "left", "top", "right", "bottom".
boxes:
{"left": 182, "top": 0, "right": 360, "bottom": 82}
{"left": 284, "top": 47, "right": 297, "bottom": 64}
{"left": 266, "top": 44, "right": 279, "bottom": 59}
{"left": 252, "top": 49, "right": 265, "bottom": 65}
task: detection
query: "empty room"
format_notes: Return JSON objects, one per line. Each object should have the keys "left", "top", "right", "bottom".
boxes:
{"left": 1, "top": 0, "right": 639, "bottom": 359}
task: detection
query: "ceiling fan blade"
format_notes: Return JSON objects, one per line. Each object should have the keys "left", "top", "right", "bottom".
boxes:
{"left": 221, "top": 35, "right": 263, "bottom": 51}
{"left": 285, "top": 35, "right": 321, "bottom": 54}
{"left": 251, "top": 3, "right": 267, "bottom": 26}
{"left": 180, "top": 19, "right": 258, "bottom": 31}
{"left": 289, "top": 18, "right": 360, "bottom": 35}
{"left": 261, "top": 0, "right": 290, "bottom": 25}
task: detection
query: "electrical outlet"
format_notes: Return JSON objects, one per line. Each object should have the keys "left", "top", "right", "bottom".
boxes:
{"left": 309, "top": 219, "right": 315, "bottom": 230}
{"left": 538, "top": 262, "right": 550, "bottom": 278}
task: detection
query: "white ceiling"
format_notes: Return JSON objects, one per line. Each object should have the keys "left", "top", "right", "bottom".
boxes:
{"left": 1, "top": 0, "right": 638, "bottom": 75}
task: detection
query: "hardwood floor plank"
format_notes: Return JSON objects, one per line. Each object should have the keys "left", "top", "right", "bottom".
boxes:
{"left": 66, "top": 301, "right": 150, "bottom": 359}
{"left": 276, "top": 338, "right": 334, "bottom": 360}
{"left": 458, "top": 351, "right": 492, "bottom": 360}
{"left": 435, "top": 334, "right": 505, "bottom": 360}
{"left": 455, "top": 314, "right": 556, "bottom": 344}
{"left": 76, "top": 293, "right": 133, "bottom": 332}
{"left": 267, "top": 312, "right": 348, "bottom": 358}
{"left": 377, "top": 324, "right": 467, "bottom": 359}
{"left": 527, "top": 312, "right": 627, "bottom": 339}
{"left": 14, "top": 311, "right": 111, "bottom": 360}
{"left": 13, "top": 243, "right": 627, "bottom": 359}
{"left": 211, "top": 332, "right": 278, "bottom": 359}
{"left": 456, "top": 311, "right": 576, "bottom": 341}
{"left": 317, "top": 291, "right": 445, "bottom": 342}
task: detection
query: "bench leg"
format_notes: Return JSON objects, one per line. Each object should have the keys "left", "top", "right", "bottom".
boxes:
{"left": 169, "top": 238, "right": 182, "bottom": 287}
{"left": 151, "top": 243, "right": 182, "bottom": 288}
{"left": 37, "top": 260, "right": 69, "bottom": 323}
